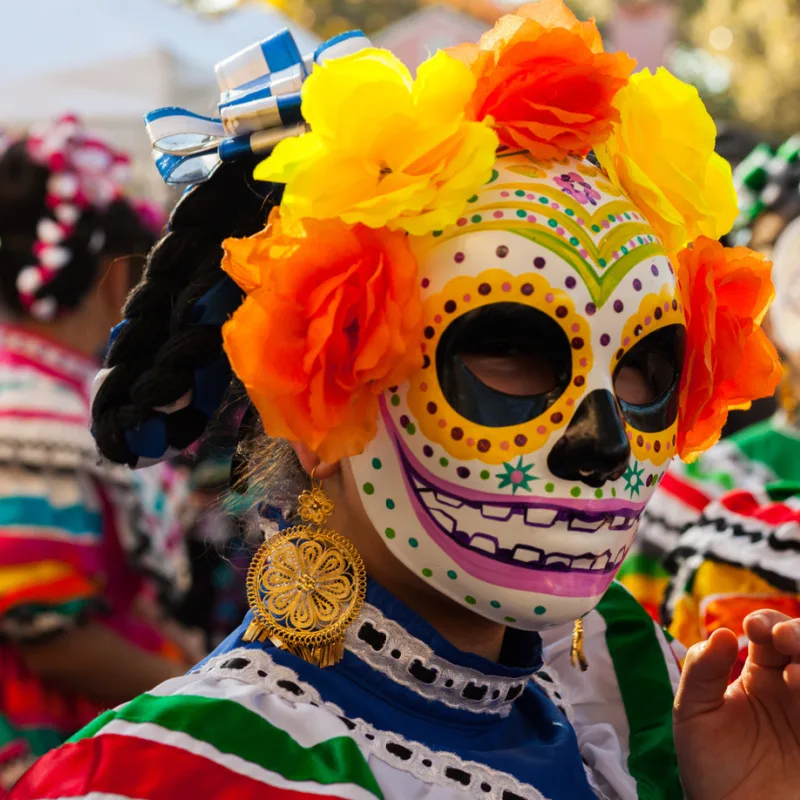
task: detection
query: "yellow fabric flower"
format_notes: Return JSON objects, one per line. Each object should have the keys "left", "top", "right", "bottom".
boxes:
{"left": 255, "top": 47, "right": 499, "bottom": 236}
{"left": 595, "top": 68, "right": 738, "bottom": 254}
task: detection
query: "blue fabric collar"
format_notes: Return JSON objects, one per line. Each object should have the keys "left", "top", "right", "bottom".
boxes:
{"left": 198, "top": 579, "right": 594, "bottom": 799}
{"left": 202, "top": 576, "right": 543, "bottom": 721}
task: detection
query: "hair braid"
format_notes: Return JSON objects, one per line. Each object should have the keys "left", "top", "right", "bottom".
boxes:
{"left": 92, "top": 160, "right": 280, "bottom": 465}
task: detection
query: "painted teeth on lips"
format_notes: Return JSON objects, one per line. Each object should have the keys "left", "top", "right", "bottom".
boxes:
{"left": 421, "top": 488, "right": 637, "bottom": 533}
{"left": 423, "top": 510, "right": 630, "bottom": 572}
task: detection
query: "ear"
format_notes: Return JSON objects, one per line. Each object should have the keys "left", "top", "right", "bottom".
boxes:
{"left": 290, "top": 441, "right": 341, "bottom": 480}
{"left": 98, "top": 256, "right": 132, "bottom": 323}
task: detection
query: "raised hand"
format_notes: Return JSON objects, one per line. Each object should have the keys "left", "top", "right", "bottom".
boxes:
{"left": 673, "top": 610, "right": 800, "bottom": 800}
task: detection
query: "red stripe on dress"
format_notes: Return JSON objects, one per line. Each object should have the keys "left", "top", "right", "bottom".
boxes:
{"left": 0, "top": 408, "right": 87, "bottom": 425}
{"left": 11, "top": 734, "right": 356, "bottom": 800}
{"left": 0, "top": 573, "right": 96, "bottom": 616}
{"left": 0, "top": 536, "right": 102, "bottom": 573}
{"left": 659, "top": 472, "right": 711, "bottom": 512}
{"left": 720, "top": 490, "right": 800, "bottom": 525}
{"left": 0, "top": 352, "right": 90, "bottom": 399}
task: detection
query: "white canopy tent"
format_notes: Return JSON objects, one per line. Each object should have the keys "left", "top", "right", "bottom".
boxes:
{"left": 0, "top": 0, "right": 318, "bottom": 195}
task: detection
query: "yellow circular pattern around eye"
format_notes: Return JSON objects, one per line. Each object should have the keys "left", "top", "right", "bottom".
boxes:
{"left": 612, "top": 284, "right": 685, "bottom": 467}
{"left": 406, "top": 269, "right": 593, "bottom": 465}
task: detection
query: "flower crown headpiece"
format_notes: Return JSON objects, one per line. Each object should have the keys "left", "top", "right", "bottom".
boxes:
{"left": 129, "top": 0, "right": 780, "bottom": 469}
{"left": 11, "top": 115, "right": 145, "bottom": 320}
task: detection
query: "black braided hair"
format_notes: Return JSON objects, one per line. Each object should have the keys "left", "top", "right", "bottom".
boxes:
{"left": 0, "top": 141, "right": 155, "bottom": 315}
{"left": 91, "top": 159, "right": 281, "bottom": 466}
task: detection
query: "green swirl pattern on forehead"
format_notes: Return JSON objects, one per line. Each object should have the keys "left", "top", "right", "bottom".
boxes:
{"left": 429, "top": 152, "right": 666, "bottom": 307}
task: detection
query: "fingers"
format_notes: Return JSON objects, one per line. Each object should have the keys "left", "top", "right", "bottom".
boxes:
{"left": 773, "top": 617, "right": 800, "bottom": 658}
{"left": 785, "top": 662, "right": 800, "bottom": 692}
{"left": 674, "top": 628, "right": 738, "bottom": 722}
{"left": 743, "top": 611, "right": 799, "bottom": 670}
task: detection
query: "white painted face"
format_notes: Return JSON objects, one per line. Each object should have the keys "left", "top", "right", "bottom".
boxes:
{"left": 350, "top": 152, "right": 687, "bottom": 630}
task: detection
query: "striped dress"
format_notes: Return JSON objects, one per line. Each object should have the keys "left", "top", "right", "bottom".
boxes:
{"left": 13, "top": 580, "right": 684, "bottom": 799}
{"left": 0, "top": 325, "right": 188, "bottom": 789}
{"left": 661, "top": 487, "right": 800, "bottom": 680}
{"left": 619, "top": 414, "right": 795, "bottom": 621}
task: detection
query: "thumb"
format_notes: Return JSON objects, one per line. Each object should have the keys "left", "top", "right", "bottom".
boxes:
{"left": 674, "top": 628, "right": 738, "bottom": 722}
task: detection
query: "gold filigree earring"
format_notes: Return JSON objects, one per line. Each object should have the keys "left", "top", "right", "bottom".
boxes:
{"left": 244, "top": 468, "right": 367, "bottom": 668}
{"left": 571, "top": 618, "right": 588, "bottom": 671}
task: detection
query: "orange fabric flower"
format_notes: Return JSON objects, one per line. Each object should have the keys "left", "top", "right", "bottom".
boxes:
{"left": 449, "top": 0, "right": 635, "bottom": 160}
{"left": 221, "top": 212, "right": 423, "bottom": 463}
{"left": 677, "top": 237, "right": 782, "bottom": 461}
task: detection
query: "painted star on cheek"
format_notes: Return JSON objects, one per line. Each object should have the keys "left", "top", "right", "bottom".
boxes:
{"left": 496, "top": 457, "right": 538, "bottom": 494}
{"left": 623, "top": 459, "right": 645, "bottom": 498}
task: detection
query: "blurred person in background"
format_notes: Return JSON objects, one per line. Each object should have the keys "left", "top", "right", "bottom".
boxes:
{"left": 621, "top": 135, "right": 800, "bottom": 648}
{"left": 0, "top": 116, "right": 200, "bottom": 791}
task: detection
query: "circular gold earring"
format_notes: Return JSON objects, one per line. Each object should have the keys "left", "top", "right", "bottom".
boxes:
{"left": 244, "top": 468, "right": 367, "bottom": 668}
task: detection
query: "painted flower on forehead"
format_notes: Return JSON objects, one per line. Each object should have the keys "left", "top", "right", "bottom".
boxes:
{"left": 448, "top": 0, "right": 635, "bottom": 160}
{"left": 221, "top": 210, "right": 423, "bottom": 463}
{"left": 256, "top": 48, "right": 498, "bottom": 236}
{"left": 595, "top": 68, "right": 739, "bottom": 255}
{"left": 676, "top": 236, "right": 781, "bottom": 462}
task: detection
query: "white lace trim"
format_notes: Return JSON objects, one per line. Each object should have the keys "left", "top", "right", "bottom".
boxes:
{"left": 201, "top": 647, "right": 553, "bottom": 800}
{"left": 345, "top": 603, "right": 532, "bottom": 717}
{"left": 531, "top": 667, "right": 608, "bottom": 800}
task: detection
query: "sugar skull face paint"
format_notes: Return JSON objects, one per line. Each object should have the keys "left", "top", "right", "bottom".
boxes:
{"left": 350, "top": 152, "right": 686, "bottom": 630}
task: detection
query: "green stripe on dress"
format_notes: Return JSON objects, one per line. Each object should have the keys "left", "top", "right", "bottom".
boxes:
{"left": 69, "top": 692, "right": 383, "bottom": 798}
{"left": 596, "top": 583, "right": 683, "bottom": 799}
{"left": 0, "top": 496, "right": 102, "bottom": 536}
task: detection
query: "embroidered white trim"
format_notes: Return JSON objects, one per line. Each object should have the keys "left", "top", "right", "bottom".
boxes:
{"left": 201, "top": 647, "right": 551, "bottom": 800}
{"left": 345, "top": 602, "right": 532, "bottom": 717}
{"left": 531, "top": 669, "right": 607, "bottom": 800}
{"left": 531, "top": 668, "right": 573, "bottom": 726}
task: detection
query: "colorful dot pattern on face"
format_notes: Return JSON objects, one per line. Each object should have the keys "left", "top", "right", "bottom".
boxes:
{"left": 385, "top": 528, "right": 396, "bottom": 539}
{"left": 363, "top": 483, "right": 374, "bottom": 495}
{"left": 372, "top": 458, "right": 382, "bottom": 470}
{"left": 490, "top": 600, "right": 501, "bottom": 608}
{"left": 427, "top": 159, "right": 664, "bottom": 310}
{"left": 534, "top": 606, "right": 546, "bottom": 615}
{"left": 408, "top": 538, "right": 418, "bottom": 548}
{"left": 465, "top": 596, "right": 477, "bottom": 605}
{"left": 447, "top": 570, "right": 458, "bottom": 580}
{"left": 422, "top": 568, "right": 433, "bottom": 578}
{"left": 386, "top": 499, "right": 396, "bottom": 510}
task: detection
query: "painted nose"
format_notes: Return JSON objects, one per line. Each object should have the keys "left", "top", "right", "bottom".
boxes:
{"left": 547, "top": 389, "right": 631, "bottom": 488}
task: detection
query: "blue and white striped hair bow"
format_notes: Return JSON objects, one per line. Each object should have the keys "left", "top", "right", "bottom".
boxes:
{"left": 145, "top": 29, "right": 371, "bottom": 186}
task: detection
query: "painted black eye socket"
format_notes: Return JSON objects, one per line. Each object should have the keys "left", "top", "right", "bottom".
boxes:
{"left": 614, "top": 324, "right": 686, "bottom": 433}
{"left": 436, "top": 302, "right": 572, "bottom": 427}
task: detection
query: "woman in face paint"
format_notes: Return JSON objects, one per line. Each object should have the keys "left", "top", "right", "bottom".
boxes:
{"left": 13, "top": 10, "right": 800, "bottom": 800}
